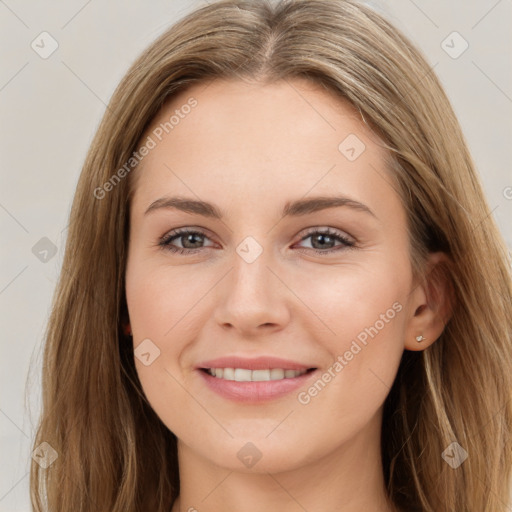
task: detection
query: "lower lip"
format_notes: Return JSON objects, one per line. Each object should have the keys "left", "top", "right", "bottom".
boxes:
{"left": 197, "top": 369, "right": 318, "bottom": 403}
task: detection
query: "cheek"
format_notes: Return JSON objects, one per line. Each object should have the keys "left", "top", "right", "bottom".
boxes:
{"left": 125, "top": 257, "right": 198, "bottom": 432}
{"left": 125, "top": 257, "right": 214, "bottom": 405}
{"left": 296, "top": 257, "right": 408, "bottom": 407}
{"left": 299, "top": 256, "right": 408, "bottom": 343}
{"left": 125, "top": 254, "right": 199, "bottom": 339}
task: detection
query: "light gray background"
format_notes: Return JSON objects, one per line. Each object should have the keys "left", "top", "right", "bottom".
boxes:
{"left": 1, "top": 1, "right": 511, "bottom": 510}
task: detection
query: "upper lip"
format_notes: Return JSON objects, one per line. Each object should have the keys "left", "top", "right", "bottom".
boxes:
{"left": 196, "top": 356, "right": 316, "bottom": 371}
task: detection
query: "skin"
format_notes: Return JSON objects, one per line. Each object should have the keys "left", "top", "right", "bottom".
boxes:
{"left": 125, "top": 77, "right": 451, "bottom": 512}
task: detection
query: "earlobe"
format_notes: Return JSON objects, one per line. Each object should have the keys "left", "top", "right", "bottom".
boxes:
{"left": 122, "top": 321, "right": 132, "bottom": 337}
{"left": 404, "top": 251, "right": 455, "bottom": 352}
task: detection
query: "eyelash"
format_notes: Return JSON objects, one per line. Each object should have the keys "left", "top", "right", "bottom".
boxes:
{"left": 157, "top": 227, "right": 356, "bottom": 256}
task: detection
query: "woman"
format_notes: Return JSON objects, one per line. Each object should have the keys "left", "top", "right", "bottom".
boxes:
{"left": 30, "top": 0, "right": 512, "bottom": 510}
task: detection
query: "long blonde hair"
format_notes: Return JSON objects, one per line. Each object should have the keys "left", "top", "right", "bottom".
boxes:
{"left": 30, "top": 0, "right": 512, "bottom": 510}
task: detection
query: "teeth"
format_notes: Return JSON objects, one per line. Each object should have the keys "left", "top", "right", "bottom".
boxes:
{"left": 222, "top": 368, "right": 234, "bottom": 380}
{"left": 270, "top": 368, "right": 284, "bottom": 380}
{"left": 206, "top": 368, "right": 308, "bottom": 381}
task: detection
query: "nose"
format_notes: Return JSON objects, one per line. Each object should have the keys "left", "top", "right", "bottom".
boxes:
{"left": 212, "top": 245, "right": 291, "bottom": 337}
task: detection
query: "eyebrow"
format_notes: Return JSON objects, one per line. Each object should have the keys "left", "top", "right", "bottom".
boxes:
{"left": 144, "top": 195, "right": 376, "bottom": 219}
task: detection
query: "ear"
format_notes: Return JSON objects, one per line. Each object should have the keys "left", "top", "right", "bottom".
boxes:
{"left": 404, "top": 252, "right": 455, "bottom": 351}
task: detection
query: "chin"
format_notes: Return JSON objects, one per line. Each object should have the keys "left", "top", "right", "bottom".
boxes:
{"left": 191, "top": 433, "right": 314, "bottom": 474}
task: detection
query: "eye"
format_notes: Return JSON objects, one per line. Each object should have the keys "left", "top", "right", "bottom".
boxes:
{"left": 158, "top": 228, "right": 215, "bottom": 254}
{"left": 294, "top": 227, "right": 355, "bottom": 255}
{"left": 158, "top": 227, "right": 356, "bottom": 255}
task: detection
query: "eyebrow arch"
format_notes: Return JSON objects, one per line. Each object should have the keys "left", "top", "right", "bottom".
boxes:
{"left": 144, "top": 195, "right": 376, "bottom": 219}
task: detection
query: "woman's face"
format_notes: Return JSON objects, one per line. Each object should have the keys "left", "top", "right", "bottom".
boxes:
{"left": 125, "top": 77, "right": 422, "bottom": 473}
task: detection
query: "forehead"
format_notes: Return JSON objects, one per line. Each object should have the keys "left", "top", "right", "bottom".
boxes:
{"left": 130, "top": 78, "right": 402, "bottom": 225}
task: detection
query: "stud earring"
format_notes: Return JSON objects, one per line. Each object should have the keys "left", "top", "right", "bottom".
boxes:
{"left": 415, "top": 335, "right": 426, "bottom": 343}
{"left": 123, "top": 323, "right": 132, "bottom": 337}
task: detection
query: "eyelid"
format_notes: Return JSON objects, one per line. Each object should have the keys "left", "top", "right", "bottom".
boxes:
{"left": 158, "top": 227, "right": 216, "bottom": 248}
{"left": 297, "top": 226, "right": 354, "bottom": 243}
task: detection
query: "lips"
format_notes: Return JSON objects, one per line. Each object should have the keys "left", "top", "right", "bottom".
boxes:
{"left": 195, "top": 355, "right": 319, "bottom": 402}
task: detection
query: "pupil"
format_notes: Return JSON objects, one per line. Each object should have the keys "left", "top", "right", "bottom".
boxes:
{"left": 314, "top": 234, "right": 332, "bottom": 249}
{"left": 185, "top": 234, "right": 201, "bottom": 248}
